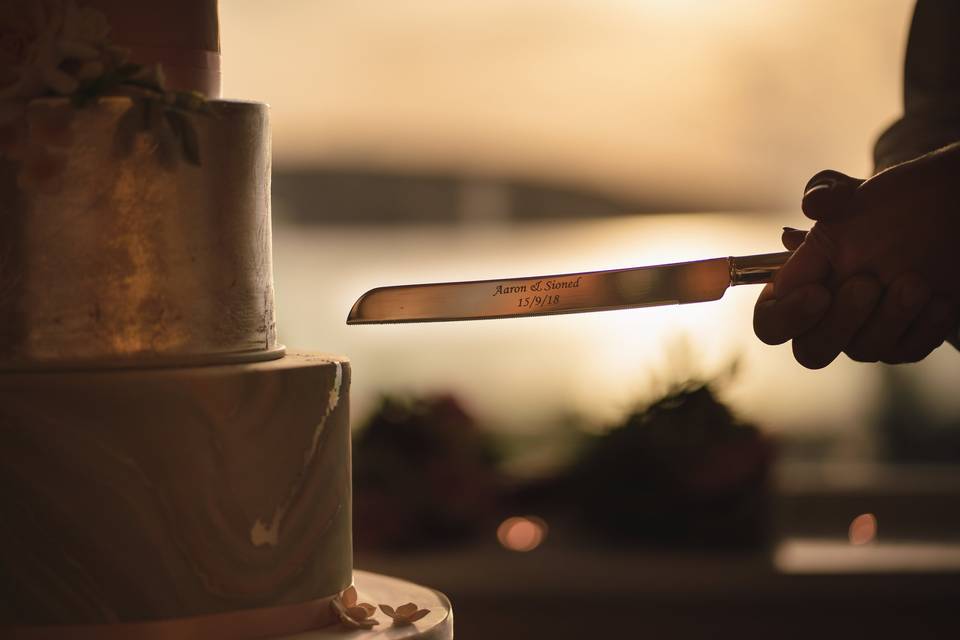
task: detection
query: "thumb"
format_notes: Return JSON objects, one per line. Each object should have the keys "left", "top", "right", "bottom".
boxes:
{"left": 801, "top": 169, "right": 865, "bottom": 221}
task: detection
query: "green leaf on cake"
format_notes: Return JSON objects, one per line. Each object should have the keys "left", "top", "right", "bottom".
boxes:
{"left": 71, "top": 63, "right": 146, "bottom": 107}
{"left": 164, "top": 110, "right": 201, "bottom": 166}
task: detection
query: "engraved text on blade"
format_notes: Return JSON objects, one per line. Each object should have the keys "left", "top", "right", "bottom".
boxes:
{"left": 491, "top": 276, "right": 584, "bottom": 311}
{"left": 492, "top": 276, "right": 583, "bottom": 297}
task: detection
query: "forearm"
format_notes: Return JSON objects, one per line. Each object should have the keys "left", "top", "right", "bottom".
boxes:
{"left": 874, "top": 0, "right": 960, "bottom": 171}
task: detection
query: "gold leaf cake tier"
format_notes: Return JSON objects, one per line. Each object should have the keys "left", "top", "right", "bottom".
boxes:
{"left": 0, "top": 97, "right": 282, "bottom": 369}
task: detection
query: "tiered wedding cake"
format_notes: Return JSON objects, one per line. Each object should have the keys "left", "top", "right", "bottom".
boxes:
{"left": 0, "top": 2, "right": 439, "bottom": 638}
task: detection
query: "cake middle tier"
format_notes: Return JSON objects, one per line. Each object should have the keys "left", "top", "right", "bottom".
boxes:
{"left": 0, "top": 352, "right": 351, "bottom": 625}
{"left": 0, "top": 97, "right": 280, "bottom": 370}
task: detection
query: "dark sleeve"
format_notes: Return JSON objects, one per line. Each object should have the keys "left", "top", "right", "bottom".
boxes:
{"left": 873, "top": 0, "right": 960, "bottom": 170}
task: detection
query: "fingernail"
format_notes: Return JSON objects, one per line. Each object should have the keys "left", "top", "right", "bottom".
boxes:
{"left": 802, "top": 182, "right": 834, "bottom": 200}
{"left": 801, "top": 185, "right": 843, "bottom": 219}
{"left": 803, "top": 169, "right": 853, "bottom": 195}
{"left": 801, "top": 171, "right": 861, "bottom": 219}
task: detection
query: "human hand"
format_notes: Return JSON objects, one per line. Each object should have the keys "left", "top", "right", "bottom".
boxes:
{"left": 754, "top": 143, "right": 960, "bottom": 368}
{"left": 756, "top": 227, "right": 946, "bottom": 367}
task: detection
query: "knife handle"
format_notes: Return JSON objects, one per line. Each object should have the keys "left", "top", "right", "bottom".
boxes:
{"left": 729, "top": 251, "right": 792, "bottom": 286}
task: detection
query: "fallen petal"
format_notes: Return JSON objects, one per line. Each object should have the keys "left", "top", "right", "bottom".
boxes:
{"left": 341, "top": 586, "right": 358, "bottom": 607}
{"left": 357, "top": 602, "right": 377, "bottom": 617}
{"left": 379, "top": 604, "right": 397, "bottom": 618}
{"left": 347, "top": 606, "right": 371, "bottom": 620}
{"left": 396, "top": 603, "right": 419, "bottom": 616}
{"left": 407, "top": 609, "right": 430, "bottom": 622}
{"left": 391, "top": 618, "right": 415, "bottom": 627}
{"left": 342, "top": 616, "right": 380, "bottom": 630}
{"left": 333, "top": 599, "right": 372, "bottom": 629}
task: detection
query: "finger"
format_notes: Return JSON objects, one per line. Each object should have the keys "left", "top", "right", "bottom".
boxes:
{"left": 777, "top": 171, "right": 865, "bottom": 298}
{"left": 754, "top": 281, "right": 831, "bottom": 345}
{"left": 801, "top": 170, "right": 865, "bottom": 221}
{"left": 792, "top": 276, "right": 883, "bottom": 369}
{"left": 773, "top": 223, "right": 838, "bottom": 298}
{"left": 885, "top": 296, "right": 960, "bottom": 364}
{"left": 845, "top": 274, "right": 931, "bottom": 363}
{"left": 781, "top": 227, "right": 807, "bottom": 251}
{"left": 860, "top": 142, "right": 959, "bottom": 201}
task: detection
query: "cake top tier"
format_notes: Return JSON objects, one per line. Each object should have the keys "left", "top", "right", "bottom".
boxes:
{"left": 82, "top": 0, "right": 221, "bottom": 96}
{"left": 0, "top": 0, "right": 221, "bottom": 98}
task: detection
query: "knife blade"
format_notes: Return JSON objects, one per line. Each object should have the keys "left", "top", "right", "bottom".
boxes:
{"left": 347, "top": 251, "right": 791, "bottom": 324}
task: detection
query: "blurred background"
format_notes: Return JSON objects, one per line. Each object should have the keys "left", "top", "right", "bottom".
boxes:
{"left": 222, "top": 1, "right": 960, "bottom": 636}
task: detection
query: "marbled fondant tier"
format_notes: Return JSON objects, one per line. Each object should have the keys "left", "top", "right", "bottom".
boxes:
{"left": 0, "top": 97, "right": 279, "bottom": 369}
{"left": 0, "top": 353, "right": 351, "bottom": 625}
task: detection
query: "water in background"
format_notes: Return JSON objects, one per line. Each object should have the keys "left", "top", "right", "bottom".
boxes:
{"left": 273, "top": 212, "right": 960, "bottom": 466}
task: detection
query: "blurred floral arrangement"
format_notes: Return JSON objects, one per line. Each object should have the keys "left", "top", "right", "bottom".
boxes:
{"left": 565, "top": 381, "right": 773, "bottom": 548}
{"left": 0, "top": 0, "right": 210, "bottom": 187}
{"left": 353, "top": 394, "right": 502, "bottom": 551}
{"left": 355, "top": 378, "right": 773, "bottom": 552}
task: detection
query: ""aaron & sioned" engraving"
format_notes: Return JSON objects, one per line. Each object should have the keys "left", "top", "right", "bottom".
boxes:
{"left": 491, "top": 276, "right": 583, "bottom": 310}
{"left": 492, "top": 276, "right": 582, "bottom": 297}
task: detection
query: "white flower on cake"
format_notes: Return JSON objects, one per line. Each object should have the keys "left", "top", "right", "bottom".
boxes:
{"left": 1, "top": 0, "right": 211, "bottom": 178}
{"left": 331, "top": 586, "right": 380, "bottom": 630}
{"left": 0, "top": 0, "right": 115, "bottom": 100}
{"left": 379, "top": 602, "right": 431, "bottom": 626}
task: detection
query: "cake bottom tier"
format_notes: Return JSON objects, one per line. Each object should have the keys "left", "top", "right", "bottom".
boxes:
{"left": 0, "top": 352, "right": 352, "bottom": 627}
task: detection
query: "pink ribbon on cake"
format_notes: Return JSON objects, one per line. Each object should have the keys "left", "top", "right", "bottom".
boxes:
{"left": 5, "top": 594, "right": 338, "bottom": 640}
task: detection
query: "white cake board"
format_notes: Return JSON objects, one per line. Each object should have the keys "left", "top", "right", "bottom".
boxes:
{"left": 275, "top": 571, "right": 453, "bottom": 640}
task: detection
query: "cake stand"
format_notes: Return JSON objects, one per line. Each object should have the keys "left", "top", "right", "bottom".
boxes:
{"left": 275, "top": 572, "right": 453, "bottom": 640}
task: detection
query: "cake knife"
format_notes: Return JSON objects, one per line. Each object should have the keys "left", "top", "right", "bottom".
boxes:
{"left": 347, "top": 251, "right": 791, "bottom": 324}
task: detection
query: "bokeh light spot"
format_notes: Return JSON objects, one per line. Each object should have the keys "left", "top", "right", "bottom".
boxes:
{"left": 848, "top": 513, "right": 878, "bottom": 545}
{"left": 497, "top": 516, "right": 548, "bottom": 552}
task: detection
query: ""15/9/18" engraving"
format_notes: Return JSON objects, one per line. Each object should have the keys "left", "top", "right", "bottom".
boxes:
{"left": 517, "top": 295, "right": 560, "bottom": 309}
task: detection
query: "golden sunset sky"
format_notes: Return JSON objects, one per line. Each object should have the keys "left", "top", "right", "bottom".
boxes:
{"left": 221, "top": 0, "right": 914, "bottom": 210}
